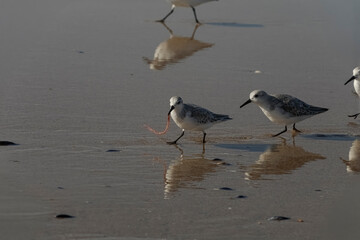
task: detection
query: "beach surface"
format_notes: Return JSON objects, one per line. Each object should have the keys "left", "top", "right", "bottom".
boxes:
{"left": 1, "top": 0, "right": 360, "bottom": 239}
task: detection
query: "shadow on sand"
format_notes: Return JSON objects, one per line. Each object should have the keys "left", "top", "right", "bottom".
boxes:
{"left": 301, "top": 134, "right": 356, "bottom": 141}
{"left": 206, "top": 22, "right": 264, "bottom": 28}
{"left": 215, "top": 143, "right": 271, "bottom": 152}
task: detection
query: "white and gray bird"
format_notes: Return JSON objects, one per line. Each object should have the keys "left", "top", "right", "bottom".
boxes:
{"left": 240, "top": 90, "right": 328, "bottom": 137}
{"left": 344, "top": 66, "right": 360, "bottom": 119}
{"left": 157, "top": 0, "right": 219, "bottom": 24}
{"left": 167, "top": 96, "right": 231, "bottom": 144}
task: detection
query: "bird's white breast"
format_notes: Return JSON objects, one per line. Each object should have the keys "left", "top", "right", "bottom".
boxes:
{"left": 259, "top": 106, "right": 309, "bottom": 125}
{"left": 354, "top": 80, "right": 360, "bottom": 96}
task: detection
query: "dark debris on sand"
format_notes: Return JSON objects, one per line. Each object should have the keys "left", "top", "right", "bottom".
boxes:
{"left": 55, "top": 214, "right": 75, "bottom": 219}
{"left": 267, "top": 216, "right": 290, "bottom": 221}
{"left": 0, "top": 141, "right": 18, "bottom": 146}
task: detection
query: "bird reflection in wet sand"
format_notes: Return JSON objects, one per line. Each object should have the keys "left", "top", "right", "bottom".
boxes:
{"left": 245, "top": 139, "right": 325, "bottom": 180}
{"left": 341, "top": 139, "right": 360, "bottom": 173}
{"left": 143, "top": 23, "right": 213, "bottom": 70}
{"left": 164, "top": 145, "right": 219, "bottom": 199}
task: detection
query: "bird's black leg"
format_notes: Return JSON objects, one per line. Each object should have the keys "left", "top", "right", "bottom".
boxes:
{"left": 167, "top": 130, "right": 184, "bottom": 145}
{"left": 292, "top": 123, "right": 301, "bottom": 132}
{"left": 348, "top": 113, "right": 360, "bottom": 119}
{"left": 157, "top": 8, "right": 175, "bottom": 22}
{"left": 202, "top": 132, "right": 207, "bottom": 143}
{"left": 272, "top": 126, "right": 287, "bottom": 137}
{"left": 191, "top": 6, "right": 200, "bottom": 24}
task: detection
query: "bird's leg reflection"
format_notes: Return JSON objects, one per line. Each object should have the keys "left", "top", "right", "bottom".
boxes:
{"left": 173, "top": 144, "right": 184, "bottom": 156}
{"left": 190, "top": 23, "right": 201, "bottom": 39}
{"left": 152, "top": 156, "right": 168, "bottom": 183}
{"left": 172, "top": 143, "right": 205, "bottom": 156}
{"left": 159, "top": 21, "right": 200, "bottom": 39}
{"left": 278, "top": 136, "right": 287, "bottom": 144}
{"left": 291, "top": 129, "right": 301, "bottom": 138}
{"left": 278, "top": 136, "right": 296, "bottom": 146}
{"left": 159, "top": 22, "right": 174, "bottom": 35}
{"left": 291, "top": 136, "right": 296, "bottom": 146}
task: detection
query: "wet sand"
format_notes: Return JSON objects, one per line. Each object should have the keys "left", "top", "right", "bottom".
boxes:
{"left": 1, "top": 0, "right": 360, "bottom": 239}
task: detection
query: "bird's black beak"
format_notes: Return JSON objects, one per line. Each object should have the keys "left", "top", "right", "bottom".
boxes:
{"left": 240, "top": 99, "right": 252, "bottom": 108}
{"left": 345, "top": 76, "right": 356, "bottom": 85}
{"left": 168, "top": 105, "right": 175, "bottom": 115}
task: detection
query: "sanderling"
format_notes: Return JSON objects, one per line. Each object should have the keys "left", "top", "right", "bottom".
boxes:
{"left": 167, "top": 96, "right": 231, "bottom": 144}
{"left": 157, "top": 0, "right": 219, "bottom": 24}
{"left": 344, "top": 66, "right": 360, "bottom": 119}
{"left": 240, "top": 90, "right": 328, "bottom": 137}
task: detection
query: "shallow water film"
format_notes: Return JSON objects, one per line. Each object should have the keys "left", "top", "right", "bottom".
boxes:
{"left": 1, "top": 0, "right": 360, "bottom": 239}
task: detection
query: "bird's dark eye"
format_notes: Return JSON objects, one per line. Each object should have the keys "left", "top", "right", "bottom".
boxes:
{"left": 254, "top": 94, "right": 258, "bottom": 98}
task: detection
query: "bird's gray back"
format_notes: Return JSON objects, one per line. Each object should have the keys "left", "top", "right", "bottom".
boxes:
{"left": 274, "top": 94, "right": 328, "bottom": 116}
{"left": 183, "top": 104, "right": 231, "bottom": 123}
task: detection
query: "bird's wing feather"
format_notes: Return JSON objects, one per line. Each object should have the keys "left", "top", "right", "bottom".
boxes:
{"left": 185, "top": 104, "right": 215, "bottom": 123}
{"left": 184, "top": 104, "right": 230, "bottom": 123}
{"left": 274, "top": 94, "right": 327, "bottom": 116}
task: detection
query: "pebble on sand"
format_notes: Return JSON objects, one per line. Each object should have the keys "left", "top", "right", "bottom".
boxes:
{"left": 267, "top": 216, "right": 290, "bottom": 221}
{"left": 217, "top": 187, "right": 234, "bottom": 191}
{"left": 236, "top": 195, "right": 247, "bottom": 199}
{"left": 106, "top": 149, "right": 121, "bottom": 152}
